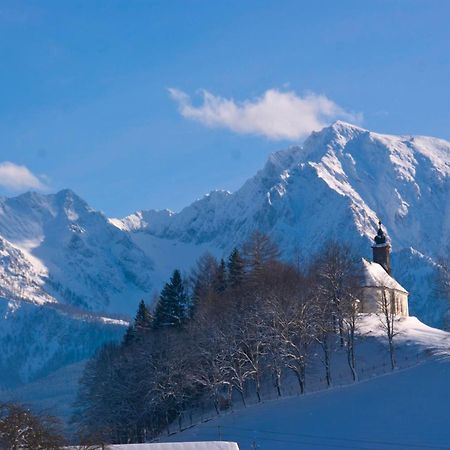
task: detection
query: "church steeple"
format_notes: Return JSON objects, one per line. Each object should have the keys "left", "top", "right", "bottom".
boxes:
{"left": 372, "top": 220, "right": 391, "bottom": 274}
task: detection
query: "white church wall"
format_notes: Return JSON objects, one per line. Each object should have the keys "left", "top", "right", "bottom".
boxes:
{"left": 361, "top": 287, "right": 409, "bottom": 317}
{"left": 360, "top": 287, "right": 381, "bottom": 314}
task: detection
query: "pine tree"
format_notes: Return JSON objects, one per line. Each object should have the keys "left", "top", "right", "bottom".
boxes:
{"left": 122, "top": 300, "right": 153, "bottom": 345}
{"left": 227, "top": 248, "right": 245, "bottom": 289}
{"left": 214, "top": 258, "right": 227, "bottom": 293}
{"left": 134, "top": 300, "right": 153, "bottom": 335}
{"left": 153, "top": 270, "right": 189, "bottom": 328}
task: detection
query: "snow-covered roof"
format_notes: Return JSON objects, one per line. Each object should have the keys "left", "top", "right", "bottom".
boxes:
{"left": 362, "top": 259, "right": 408, "bottom": 294}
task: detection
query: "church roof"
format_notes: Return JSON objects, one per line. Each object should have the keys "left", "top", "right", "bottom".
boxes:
{"left": 362, "top": 259, "right": 408, "bottom": 294}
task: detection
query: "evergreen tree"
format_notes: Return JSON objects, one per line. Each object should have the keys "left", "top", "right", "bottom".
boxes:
{"left": 134, "top": 300, "right": 153, "bottom": 335}
{"left": 227, "top": 248, "right": 245, "bottom": 289}
{"left": 153, "top": 270, "right": 189, "bottom": 328}
{"left": 122, "top": 300, "right": 153, "bottom": 345}
{"left": 214, "top": 258, "right": 227, "bottom": 294}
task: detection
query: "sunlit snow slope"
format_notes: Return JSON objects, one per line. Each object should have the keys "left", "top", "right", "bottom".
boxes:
{"left": 0, "top": 189, "right": 152, "bottom": 385}
{"left": 165, "top": 317, "right": 450, "bottom": 450}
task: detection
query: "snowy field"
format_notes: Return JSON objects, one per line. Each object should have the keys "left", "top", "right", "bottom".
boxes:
{"left": 158, "top": 316, "right": 450, "bottom": 450}
{"left": 110, "top": 443, "right": 239, "bottom": 450}
{"left": 164, "top": 360, "right": 450, "bottom": 450}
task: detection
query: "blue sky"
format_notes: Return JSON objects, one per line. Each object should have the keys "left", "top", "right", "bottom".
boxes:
{"left": 1, "top": 0, "right": 450, "bottom": 216}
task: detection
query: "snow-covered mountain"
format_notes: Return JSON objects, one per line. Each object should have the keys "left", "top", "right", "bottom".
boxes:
{"left": 0, "top": 189, "right": 155, "bottom": 314}
{"left": 0, "top": 189, "right": 155, "bottom": 386}
{"left": 1, "top": 121, "right": 449, "bottom": 387}
{"left": 116, "top": 121, "right": 450, "bottom": 326}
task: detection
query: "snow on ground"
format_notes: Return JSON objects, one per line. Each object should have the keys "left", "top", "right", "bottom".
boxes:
{"left": 160, "top": 316, "right": 450, "bottom": 450}
{"left": 167, "top": 360, "right": 450, "bottom": 450}
{"left": 359, "top": 314, "right": 450, "bottom": 355}
{"left": 110, "top": 443, "right": 239, "bottom": 450}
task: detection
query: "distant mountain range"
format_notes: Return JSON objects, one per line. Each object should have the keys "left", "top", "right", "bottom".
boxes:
{"left": 1, "top": 121, "right": 449, "bottom": 386}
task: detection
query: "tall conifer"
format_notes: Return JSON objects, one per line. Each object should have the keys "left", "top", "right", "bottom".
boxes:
{"left": 214, "top": 258, "right": 227, "bottom": 293}
{"left": 227, "top": 248, "right": 245, "bottom": 289}
{"left": 134, "top": 300, "right": 153, "bottom": 333}
{"left": 153, "top": 270, "right": 189, "bottom": 328}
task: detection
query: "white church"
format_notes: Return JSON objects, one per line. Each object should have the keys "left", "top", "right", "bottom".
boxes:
{"left": 360, "top": 221, "right": 409, "bottom": 316}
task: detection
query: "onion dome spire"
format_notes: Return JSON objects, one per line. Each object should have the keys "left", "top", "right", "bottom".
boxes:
{"left": 372, "top": 219, "right": 391, "bottom": 274}
{"left": 374, "top": 220, "right": 387, "bottom": 246}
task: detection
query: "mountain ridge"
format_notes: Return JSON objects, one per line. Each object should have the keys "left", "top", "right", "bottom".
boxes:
{"left": 114, "top": 121, "right": 450, "bottom": 327}
{"left": 0, "top": 121, "right": 449, "bottom": 386}
{"left": 117, "top": 121, "right": 450, "bottom": 256}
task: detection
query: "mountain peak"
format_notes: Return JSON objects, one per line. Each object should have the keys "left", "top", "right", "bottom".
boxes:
{"left": 330, "top": 120, "right": 366, "bottom": 132}
{"left": 321, "top": 120, "right": 367, "bottom": 142}
{"left": 54, "top": 188, "right": 87, "bottom": 205}
{"left": 55, "top": 188, "right": 77, "bottom": 199}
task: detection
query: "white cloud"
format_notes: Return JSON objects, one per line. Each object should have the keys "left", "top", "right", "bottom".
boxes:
{"left": 0, "top": 162, "right": 47, "bottom": 192}
{"left": 169, "top": 87, "right": 362, "bottom": 141}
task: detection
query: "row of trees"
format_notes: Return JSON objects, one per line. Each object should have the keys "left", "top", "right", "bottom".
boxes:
{"left": 73, "top": 233, "right": 367, "bottom": 444}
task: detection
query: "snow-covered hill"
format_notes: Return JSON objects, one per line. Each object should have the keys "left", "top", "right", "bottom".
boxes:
{"left": 167, "top": 359, "right": 450, "bottom": 450}
{"left": 117, "top": 121, "right": 450, "bottom": 326}
{"left": 1, "top": 121, "right": 449, "bottom": 388}
{"left": 164, "top": 316, "right": 450, "bottom": 450}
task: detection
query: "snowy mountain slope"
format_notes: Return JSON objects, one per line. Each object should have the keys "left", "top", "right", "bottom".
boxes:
{"left": 0, "top": 297, "right": 126, "bottom": 387}
{"left": 0, "top": 189, "right": 155, "bottom": 315}
{"left": 0, "top": 235, "right": 55, "bottom": 305}
{"left": 116, "top": 121, "right": 450, "bottom": 326}
{"left": 118, "top": 121, "right": 450, "bottom": 255}
{"left": 0, "top": 190, "right": 153, "bottom": 386}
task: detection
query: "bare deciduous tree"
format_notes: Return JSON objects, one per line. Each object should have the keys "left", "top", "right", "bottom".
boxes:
{"left": 0, "top": 402, "right": 65, "bottom": 450}
{"left": 73, "top": 236, "right": 368, "bottom": 443}
{"left": 378, "top": 288, "right": 398, "bottom": 370}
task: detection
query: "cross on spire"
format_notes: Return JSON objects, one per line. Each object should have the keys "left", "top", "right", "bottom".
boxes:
{"left": 374, "top": 220, "right": 387, "bottom": 245}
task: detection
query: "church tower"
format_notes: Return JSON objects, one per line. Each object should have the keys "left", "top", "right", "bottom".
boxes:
{"left": 372, "top": 220, "right": 391, "bottom": 274}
